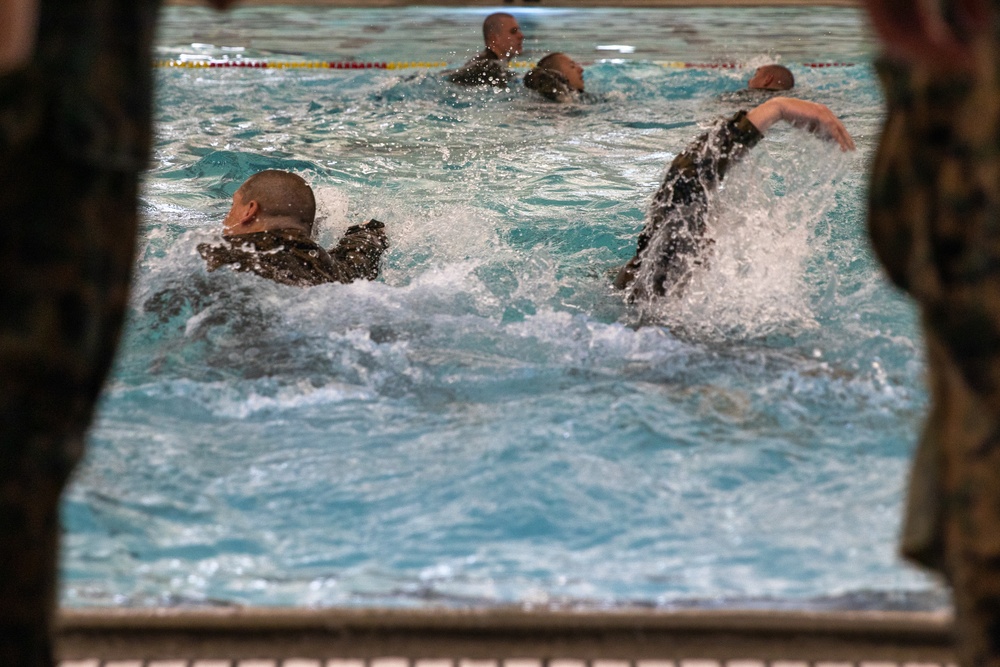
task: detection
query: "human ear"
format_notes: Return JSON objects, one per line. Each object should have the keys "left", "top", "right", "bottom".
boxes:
{"left": 240, "top": 199, "right": 260, "bottom": 225}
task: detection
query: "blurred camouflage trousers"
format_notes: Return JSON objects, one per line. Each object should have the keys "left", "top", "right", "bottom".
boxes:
{"left": 0, "top": 127, "right": 139, "bottom": 666}
{"left": 868, "top": 36, "right": 1000, "bottom": 666}
{"left": 0, "top": 0, "right": 158, "bottom": 660}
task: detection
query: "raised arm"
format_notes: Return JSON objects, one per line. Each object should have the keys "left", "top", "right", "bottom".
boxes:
{"left": 615, "top": 110, "right": 764, "bottom": 293}
{"left": 745, "top": 97, "right": 855, "bottom": 151}
{"left": 325, "top": 219, "right": 390, "bottom": 283}
{"left": 616, "top": 100, "right": 853, "bottom": 296}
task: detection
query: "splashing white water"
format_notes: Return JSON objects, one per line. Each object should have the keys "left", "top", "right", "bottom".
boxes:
{"left": 639, "top": 132, "right": 853, "bottom": 340}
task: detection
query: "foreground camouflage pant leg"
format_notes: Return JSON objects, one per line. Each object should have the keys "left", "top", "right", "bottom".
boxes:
{"left": 921, "top": 330, "right": 1000, "bottom": 667}
{"left": 868, "top": 40, "right": 1000, "bottom": 667}
{"left": 0, "top": 137, "right": 139, "bottom": 667}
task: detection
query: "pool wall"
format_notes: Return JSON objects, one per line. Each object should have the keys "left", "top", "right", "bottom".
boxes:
{"left": 58, "top": 608, "right": 953, "bottom": 664}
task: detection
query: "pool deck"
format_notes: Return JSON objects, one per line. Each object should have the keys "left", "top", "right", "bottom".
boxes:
{"left": 57, "top": 607, "right": 955, "bottom": 666}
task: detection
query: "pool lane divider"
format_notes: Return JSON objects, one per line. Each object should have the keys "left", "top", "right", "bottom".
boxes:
{"left": 659, "top": 61, "right": 856, "bottom": 68}
{"left": 155, "top": 60, "right": 449, "bottom": 69}
{"left": 155, "top": 59, "right": 857, "bottom": 70}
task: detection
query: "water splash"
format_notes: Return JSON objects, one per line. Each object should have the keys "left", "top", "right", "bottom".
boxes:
{"left": 640, "top": 134, "right": 853, "bottom": 339}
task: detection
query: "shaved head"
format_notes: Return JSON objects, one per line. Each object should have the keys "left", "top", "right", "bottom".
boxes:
{"left": 482, "top": 12, "right": 523, "bottom": 59}
{"left": 748, "top": 64, "right": 795, "bottom": 91}
{"left": 237, "top": 170, "right": 316, "bottom": 232}
{"left": 483, "top": 12, "right": 515, "bottom": 41}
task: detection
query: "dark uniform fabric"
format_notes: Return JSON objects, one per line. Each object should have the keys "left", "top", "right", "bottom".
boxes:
{"left": 444, "top": 49, "right": 514, "bottom": 87}
{"left": 867, "top": 23, "right": 1000, "bottom": 664}
{"left": 523, "top": 67, "right": 575, "bottom": 103}
{"left": 198, "top": 220, "right": 389, "bottom": 287}
{"left": 0, "top": 1, "right": 161, "bottom": 665}
{"left": 616, "top": 110, "right": 763, "bottom": 298}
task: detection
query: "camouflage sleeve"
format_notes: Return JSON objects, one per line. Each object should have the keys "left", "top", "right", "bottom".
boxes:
{"left": 615, "top": 111, "right": 762, "bottom": 292}
{"left": 867, "top": 56, "right": 1000, "bottom": 401}
{"left": 870, "top": 37, "right": 1000, "bottom": 667}
{"left": 445, "top": 57, "right": 512, "bottom": 87}
{"left": 524, "top": 68, "right": 573, "bottom": 102}
{"left": 325, "top": 219, "right": 390, "bottom": 283}
{"left": 638, "top": 110, "right": 763, "bottom": 257}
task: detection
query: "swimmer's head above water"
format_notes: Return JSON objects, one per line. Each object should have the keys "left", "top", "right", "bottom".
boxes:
{"left": 222, "top": 170, "right": 317, "bottom": 238}
{"left": 524, "top": 52, "right": 585, "bottom": 102}
{"left": 747, "top": 64, "right": 795, "bottom": 91}
{"left": 483, "top": 12, "right": 524, "bottom": 60}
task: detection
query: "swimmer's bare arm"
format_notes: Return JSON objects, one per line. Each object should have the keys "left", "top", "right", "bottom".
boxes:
{"left": 746, "top": 97, "right": 856, "bottom": 151}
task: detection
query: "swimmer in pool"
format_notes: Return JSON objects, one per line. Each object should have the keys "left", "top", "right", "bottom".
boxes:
{"left": 524, "top": 52, "right": 585, "bottom": 102}
{"left": 720, "top": 64, "right": 795, "bottom": 105}
{"left": 445, "top": 12, "right": 524, "bottom": 87}
{"left": 747, "top": 64, "right": 794, "bottom": 91}
{"left": 198, "top": 170, "right": 389, "bottom": 287}
{"left": 614, "top": 97, "right": 855, "bottom": 300}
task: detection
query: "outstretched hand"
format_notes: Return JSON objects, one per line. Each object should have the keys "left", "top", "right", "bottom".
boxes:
{"left": 746, "top": 97, "right": 855, "bottom": 151}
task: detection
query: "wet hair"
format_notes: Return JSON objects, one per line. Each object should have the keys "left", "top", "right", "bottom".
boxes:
{"left": 483, "top": 12, "right": 516, "bottom": 43}
{"left": 237, "top": 170, "right": 316, "bottom": 231}
{"left": 751, "top": 64, "right": 794, "bottom": 91}
{"left": 535, "top": 53, "right": 567, "bottom": 71}
{"left": 524, "top": 53, "right": 574, "bottom": 102}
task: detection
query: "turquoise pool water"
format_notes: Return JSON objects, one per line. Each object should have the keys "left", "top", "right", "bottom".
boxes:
{"left": 62, "top": 6, "right": 943, "bottom": 610}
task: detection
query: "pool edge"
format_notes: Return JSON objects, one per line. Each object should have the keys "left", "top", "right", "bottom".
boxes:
{"left": 57, "top": 607, "right": 955, "bottom": 662}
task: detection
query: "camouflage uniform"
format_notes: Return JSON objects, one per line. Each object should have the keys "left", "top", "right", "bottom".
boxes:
{"left": 615, "top": 110, "right": 762, "bottom": 298}
{"left": 0, "top": 1, "right": 161, "bottom": 665}
{"left": 523, "top": 68, "right": 575, "bottom": 103}
{"left": 444, "top": 49, "right": 514, "bottom": 88}
{"left": 198, "top": 219, "right": 389, "bottom": 287}
{"left": 867, "top": 17, "right": 1000, "bottom": 665}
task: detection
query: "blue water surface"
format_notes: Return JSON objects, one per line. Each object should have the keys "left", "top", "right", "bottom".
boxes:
{"left": 62, "top": 6, "right": 942, "bottom": 610}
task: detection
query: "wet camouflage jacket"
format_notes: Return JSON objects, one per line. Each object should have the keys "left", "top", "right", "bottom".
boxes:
{"left": 198, "top": 220, "right": 389, "bottom": 287}
{"left": 616, "top": 110, "right": 763, "bottom": 296}
{"left": 523, "top": 68, "right": 576, "bottom": 103}
{"left": 445, "top": 49, "right": 514, "bottom": 87}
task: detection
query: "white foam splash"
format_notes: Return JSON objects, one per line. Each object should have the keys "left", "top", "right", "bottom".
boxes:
{"left": 639, "top": 133, "right": 853, "bottom": 340}
{"left": 311, "top": 185, "right": 352, "bottom": 244}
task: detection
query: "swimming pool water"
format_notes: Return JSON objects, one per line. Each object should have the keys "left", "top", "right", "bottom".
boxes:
{"left": 62, "top": 6, "right": 944, "bottom": 610}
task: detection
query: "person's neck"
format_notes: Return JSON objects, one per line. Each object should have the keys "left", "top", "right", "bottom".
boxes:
{"left": 484, "top": 47, "right": 509, "bottom": 62}
{"left": 228, "top": 217, "right": 311, "bottom": 237}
